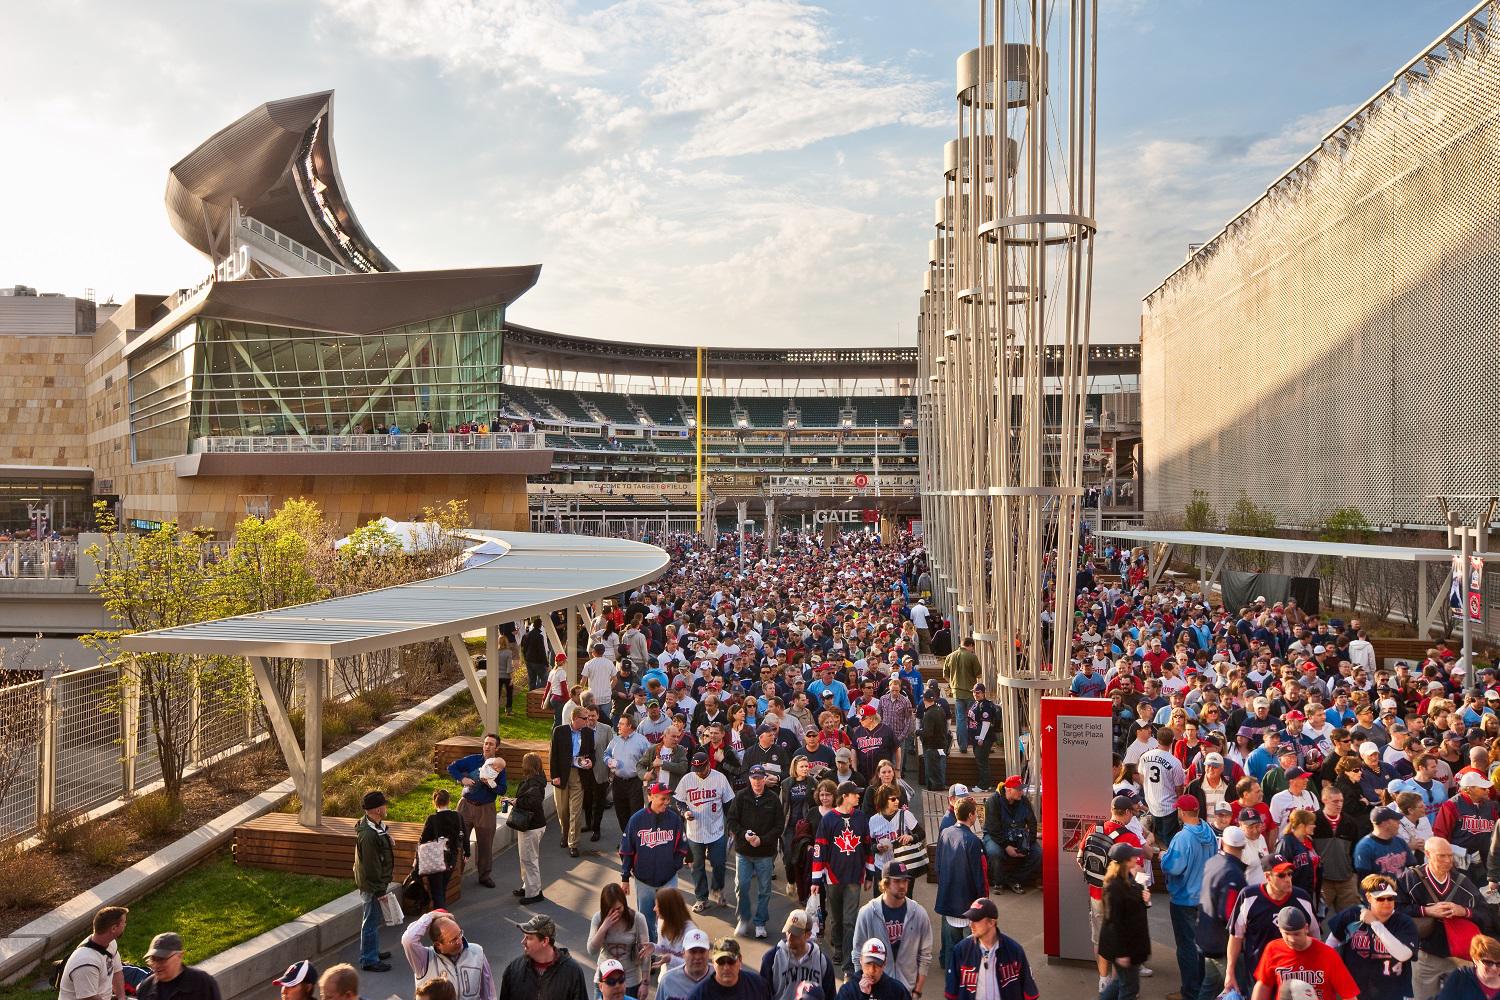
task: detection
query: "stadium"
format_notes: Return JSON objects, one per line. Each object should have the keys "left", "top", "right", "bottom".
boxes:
{"left": 0, "top": 89, "right": 1143, "bottom": 542}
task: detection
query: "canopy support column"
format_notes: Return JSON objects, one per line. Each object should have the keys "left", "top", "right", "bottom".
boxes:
{"left": 447, "top": 634, "right": 489, "bottom": 721}
{"left": 484, "top": 625, "right": 500, "bottom": 734}
{"left": 301, "top": 659, "right": 325, "bottom": 827}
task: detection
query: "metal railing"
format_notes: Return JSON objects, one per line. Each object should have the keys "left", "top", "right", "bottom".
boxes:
{"left": 238, "top": 216, "right": 351, "bottom": 277}
{"left": 0, "top": 540, "right": 78, "bottom": 579}
{"left": 0, "top": 656, "right": 371, "bottom": 841}
{"left": 190, "top": 432, "right": 548, "bottom": 454}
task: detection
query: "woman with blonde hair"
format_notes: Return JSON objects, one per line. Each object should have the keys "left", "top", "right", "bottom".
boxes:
{"left": 492, "top": 632, "right": 515, "bottom": 716}
{"left": 509, "top": 752, "right": 548, "bottom": 904}
{"left": 1278, "top": 807, "right": 1321, "bottom": 900}
{"left": 1095, "top": 842, "right": 1150, "bottom": 1000}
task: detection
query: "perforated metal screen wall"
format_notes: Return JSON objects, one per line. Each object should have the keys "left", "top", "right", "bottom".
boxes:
{"left": 1142, "top": 2, "right": 1500, "bottom": 528}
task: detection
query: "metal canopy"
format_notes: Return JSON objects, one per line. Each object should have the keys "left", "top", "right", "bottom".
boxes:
{"left": 1096, "top": 528, "right": 1456, "bottom": 563}
{"left": 119, "top": 530, "right": 668, "bottom": 659}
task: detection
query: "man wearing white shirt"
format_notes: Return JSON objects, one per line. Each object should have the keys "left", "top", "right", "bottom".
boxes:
{"left": 1348, "top": 629, "right": 1377, "bottom": 673}
{"left": 1123, "top": 720, "right": 1155, "bottom": 766}
{"left": 1138, "top": 727, "right": 1186, "bottom": 847}
{"left": 1268, "top": 768, "right": 1318, "bottom": 826}
{"left": 580, "top": 644, "right": 618, "bottom": 705}
{"left": 58, "top": 906, "right": 127, "bottom": 1000}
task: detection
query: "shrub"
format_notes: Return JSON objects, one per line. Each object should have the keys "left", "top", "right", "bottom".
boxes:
{"left": 360, "top": 686, "right": 399, "bottom": 720}
{"left": 202, "top": 755, "right": 257, "bottom": 793}
{"left": 36, "top": 809, "right": 87, "bottom": 855}
{"left": 80, "top": 828, "right": 133, "bottom": 867}
{"left": 320, "top": 703, "right": 354, "bottom": 747}
{"left": 0, "top": 843, "right": 61, "bottom": 908}
{"left": 127, "top": 792, "right": 184, "bottom": 839}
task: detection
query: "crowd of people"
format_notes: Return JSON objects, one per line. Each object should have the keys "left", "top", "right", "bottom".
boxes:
{"left": 60, "top": 526, "right": 1500, "bottom": 1000}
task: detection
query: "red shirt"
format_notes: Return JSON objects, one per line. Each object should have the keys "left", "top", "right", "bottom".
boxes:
{"left": 1086, "top": 821, "right": 1144, "bottom": 901}
{"left": 1253, "top": 938, "right": 1359, "bottom": 999}
{"left": 1230, "top": 798, "right": 1274, "bottom": 831}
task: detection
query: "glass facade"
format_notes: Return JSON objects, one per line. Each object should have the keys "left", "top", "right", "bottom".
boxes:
{"left": 0, "top": 481, "right": 93, "bottom": 535}
{"left": 127, "top": 307, "right": 504, "bottom": 459}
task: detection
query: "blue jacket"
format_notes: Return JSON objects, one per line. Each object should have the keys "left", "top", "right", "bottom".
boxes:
{"left": 621, "top": 805, "right": 688, "bottom": 887}
{"left": 446, "top": 753, "right": 506, "bottom": 804}
{"left": 944, "top": 933, "right": 1037, "bottom": 1000}
{"left": 1196, "top": 851, "right": 1247, "bottom": 958}
{"left": 1435, "top": 968, "right": 1490, "bottom": 1000}
{"left": 934, "top": 823, "right": 988, "bottom": 918}
{"left": 1161, "top": 820, "right": 1217, "bottom": 906}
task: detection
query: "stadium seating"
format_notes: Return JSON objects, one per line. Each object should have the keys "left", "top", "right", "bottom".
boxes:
{"left": 635, "top": 394, "right": 685, "bottom": 425}
{"left": 795, "top": 397, "right": 845, "bottom": 427}
{"left": 580, "top": 390, "right": 639, "bottom": 425}
{"left": 739, "top": 397, "right": 788, "bottom": 427}
{"left": 855, "top": 396, "right": 907, "bottom": 427}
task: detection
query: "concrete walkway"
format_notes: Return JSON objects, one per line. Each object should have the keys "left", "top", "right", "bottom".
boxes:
{"left": 286, "top": 817, "right": 1185, "bottom": 1000}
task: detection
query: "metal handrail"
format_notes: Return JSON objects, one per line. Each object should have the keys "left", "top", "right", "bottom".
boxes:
{"left": 190, "top": 432, "right": 549, "bottom": 454}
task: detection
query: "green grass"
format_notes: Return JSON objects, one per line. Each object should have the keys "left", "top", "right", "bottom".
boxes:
{"left": 115, "top": 856, "right": 347, "bottom": 965}
{"left": 494, "top": 712, "right": 553, "bottom": 742}
{"left": 385, "top": 772, "right": 454, "bottom": 823}
{"left": 0, "top": 986, "right": 53, "bottom": 1000}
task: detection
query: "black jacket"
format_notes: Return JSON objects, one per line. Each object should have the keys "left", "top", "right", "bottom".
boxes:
{"left": 727, "top": 786, "right": 785, "bottom": 857}
{"left": 137, "top": 968, "right": 222, "bottom": 1000}
{"left": 984, "top": 793, "right": 1037, "bottom": 849}
{"left": 920, "top": 704, "right": 947, "bottom": 750}
{"left": 550, "top": 724, "right": 596, "bottom": 784}
{"left": 419, "top": 808, "right": 469, "bottom": 868}
{"left": 521, "top": 628, "right": 548, "bottom": 667}
{"left": 498, "top": 947, "right": 589, "bottom": 1000}
{"left": 1097, "top": 877, "right": 1151, "bottom": 964}
{"left": 512, "top": 774, "right": 549, "bottom": 832}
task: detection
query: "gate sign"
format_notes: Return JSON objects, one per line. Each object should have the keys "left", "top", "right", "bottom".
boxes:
{"left": 1040, "top": 696, "right": 1112, "bottom": 962}
{"left": 813, "top": 509, "right": 877, "bottom": 524}
{"left": 853, "top": 473, "right": 869, "bottom": 488}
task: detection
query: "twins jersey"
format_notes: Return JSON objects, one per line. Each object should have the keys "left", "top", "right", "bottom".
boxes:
{"left": 1325, "top": 906, "right": 1419, "bottom": 1000}
{"left": 1137, "top": 747, "right": 1185, "bottom": 817}
{"left": 674, "top": 769, "right": 734, "bottom": 843}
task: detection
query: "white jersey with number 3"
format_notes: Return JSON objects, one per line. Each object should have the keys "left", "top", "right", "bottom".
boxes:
{"left": 1137, "top": 746, "right": 1184, "bottom": 817}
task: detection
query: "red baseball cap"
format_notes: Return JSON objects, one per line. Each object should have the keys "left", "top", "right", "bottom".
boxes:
{"left": 1176, "top": 794, "right": 1201, "bottom": 813}
{"left": 1003, "top": 775, "right": 1023, "bottom": 789}
{"left": 859, "top": 704, "right": 879, "bottom": 718}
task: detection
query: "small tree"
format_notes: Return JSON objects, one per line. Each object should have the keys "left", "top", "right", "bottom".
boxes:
{"left": 0, "top": 639, "right": 49, "bottom": 840}
{"left": 1181, "top": 489, "right": 1219, "bottom": 574}
{"left": 1226, "top": 491, "right": 1278, "bottom": 571}
{"left": 83, "top": 504, "right": 234, "bottom": 803}
{"left": 1316, "top": 507, "right": 1373, "bottom": 613}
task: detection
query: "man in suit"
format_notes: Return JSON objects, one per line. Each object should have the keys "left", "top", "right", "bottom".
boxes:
{"left": 585, "top": 707, "right": 615, "bottom": 842}
{"left": 550, "top": 706, "right": 596, "bottom": 857}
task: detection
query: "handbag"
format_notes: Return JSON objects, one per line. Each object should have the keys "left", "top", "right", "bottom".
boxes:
{"left": 506, "top": 798, "right": 537, "bottom": 831}
{"left": 416, "top": 836, "right": 448, "bottom": 875}
{"left": 890, "top": 809, "right": 928, "bottom": 875}
{"left": 400, "top": 868, "right": 430, "bottom": 916}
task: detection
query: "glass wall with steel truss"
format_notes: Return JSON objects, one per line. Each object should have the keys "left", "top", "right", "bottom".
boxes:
{"left": 127, "top": 307, "right": 504, "bottom": 459}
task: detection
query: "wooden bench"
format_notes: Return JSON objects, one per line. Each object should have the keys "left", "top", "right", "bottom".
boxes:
{"left": 526, "top": 688, "right": 552, "bottom": 719}
{"left": 1373, "top": 637, "right": 1448, "bottom": 665}
{"left": 233, "top": 813, "right": 463, "bottom": 901}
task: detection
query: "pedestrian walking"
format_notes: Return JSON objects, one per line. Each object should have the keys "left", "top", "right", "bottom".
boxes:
{"left": 726, "top": 764, "right": 785, "bottom": 938}
{"left": 551, "top": 709, "right": 596, "bottom": 857}
{"left": 833, "top": 941, "right": 909, "bottom": 1000}
{"left": 353, "top": 790, "right": 394, "bottom": 973}
{"left": 447, "top": 733, "right": 506, "bottom": 887}
{"left": 608, "top": 712, "right": 652, "bottom": 832}
{"left": 622, "top": 781, "right": 690, "bottom": 938}
{"left": 1325, "top": 875, "right": 1419, "bottom": 1000}
{"left": 758, "top": 910, "right": 836, "bottom": 1000}
{"left": 1249, "top": 906, "right": 1360, "bottom": 1000}
{"left": 318, "top": 965, "right": 360, "bottom": 1000}
{"left": 811, "top": 781, "right": 874, "bottom": 979}
{"left": 851, "top": 862, "right": 933, "bottom": 997}
{"left": 587, "top": 884, "right": 653, "bottom": 998}
{"left": 136, "top": 934, "right": 222, "bottom": 1000}
{"left": 677, "top": 751, "right": 735, "bottom": 913}
{"left": 400, "top": 911, "right": 495, "bottom": 1000}
{"left": 934, "top": 798, "right": 987, "bottom": 968}
{"left": 660, "top": 930, "right": 714, "bottom": 1000}
{"left": 270, "top": 960, "right": 317, "bottom": 1000}
{"left": 654, "top": 888, "right": 700, "bottom": 978}
{"left": 687, "top": 938, "right": 771, "bottom": 1000}
{"left": 1160, "top": 794, "right": 1215, "bottom": 1000}
{"left": 1097, "top": 843, "right": 1151, "bottom": 1000}
{"left": 944, "top": 898, "right": 1038, "bottom": 1000}
{"left": 941, "top": 639, "right": 979, "bottom": 753}
{"left": 496, "top": 914, "right": 589, "bottom": 1000}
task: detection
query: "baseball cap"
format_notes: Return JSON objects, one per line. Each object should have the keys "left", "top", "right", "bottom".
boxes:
{"left": 793, "top": 985, "right": 825, "bottom": 1000}
{"left": 1273, "top": 906, "right": 1309, "bottom": 931}
{"left": 973, "top": 682, "right": 986, "bottom": 693}
{"left": 597, "top": 960, "right": 627, "bottom": 983}
{"left": 859, "top": 939, "right": 888, "bottom": 965}
{"left": 1237, "top": 807, "right": 1262, "bottom": 824}
{"left": 145, "top": 933, "right": 184, "bottom": 958}
{"left": 1221, "top": 826, "right": 1248, "bottom": 848}
{"left": 963, "top": 897, "right": 999, "bottom": 921}
{"left": 555, "top": 652, "right": 569, "bottom": 663}
{"left": 1372, "top": 807, "right": 1402, "bottom": 825}
{"left": 1176, "top": 793, "right": 1200, "bottom": 813}
{"left": 1267, "top": 856, "right": 1295, "bottom": 875}
{"left": 1111, "top": 794, "right": 1137, "bottom": 811}
{"left": 1253, "top": 697, "right": 1270, "bottom": 709}
{"left": 837, "top": 780, "right": 862, "bottom": 799}
{"left": 1213, "top": 800, "right": 1234, "bottom": 815}
{"left": 835, "top": 747, "right": 855, "bottom": 762}
{"left": 859, "top": 704, "right": 879, "bottom": 718}
{"left": 748, "top": 764, "right": 768, "bottom": 778}
{"left": 1107, "top": 842, "right": 1142, "bottom": 863}
{"left": 1446, "top": 731, "right": 1465, "bottom": 744}
{"left": 1313, "top": 645, "right": 1327, "bottom": 655}
{"left": 1284, "top": 710, "right": 1305, "bottom": 721}
{"left": 513, "top": 912, "right": 557, "bottom": 937}
{"left": 1461, "top": 770, "right": 1493, "bottom": 788}
{"left": 783, "top": 910, "right": 812, "bottom": 935}
{"left": 1358, "top": 741, "right": 1380, "bottom": 757}
{"left": 1380, "top": 698, "right": 1399, "bottom": 713}
{"left": 1286, "top": 767, "right": 1309, "bottom": 781}
{"left": 1003, "top": 775, "right": 1023, "bottom": 789}
{"left": 711, "top": 937, "right": 742, "bottom": 962}
{"left": 691, "top": 750, "right": 710, "bottom": 766}
{"left": 273, "top": 961, "right": 318, "bottom": 988}
{"left": 1428, "top": 680, "right": 1446, "bottom": 692}
{"left": 1368, "top": 883, "right": 1398, "bottom": 900}
{"left": 648, "top": 781, "right": 672, "bottom": 796}
{"left": 362, "top": 790, "right": 388, "bottom": 810}
{"left": 1203, "top": 752, "right": 1224, "bottom": 767}
{"left": 684, "top": 928, "right": 711, "bottom": 951}
{"left": 1135, "top": 719, "right": 1153, "bottom": 729}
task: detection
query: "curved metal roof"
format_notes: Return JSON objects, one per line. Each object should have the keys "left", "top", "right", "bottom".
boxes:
{"left": 117, "top": 530, "right": 668, "bottom": 659}
{"left": 166, "top": 90, "right": 397, "bottom": 273}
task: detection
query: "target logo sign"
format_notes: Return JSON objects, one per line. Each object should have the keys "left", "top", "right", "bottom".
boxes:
{"left": 853, "top": 474, "right": 869, "bottom": 488}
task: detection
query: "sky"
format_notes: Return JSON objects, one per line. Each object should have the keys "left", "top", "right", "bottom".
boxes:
{"left": 0, "top": 0, "right": 1470, "bottom": 347}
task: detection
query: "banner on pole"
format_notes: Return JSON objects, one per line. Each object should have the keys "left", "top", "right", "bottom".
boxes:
{"left": 1040, "top": 696, "right": 1112, "bottom": 962}
{"left": 1469, "top": 556, "right": 1485, "bottom": 625}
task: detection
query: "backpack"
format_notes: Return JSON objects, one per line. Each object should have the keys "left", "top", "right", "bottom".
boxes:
{"left": 1077, "top": 826, "right": 1123, "bottom": 889}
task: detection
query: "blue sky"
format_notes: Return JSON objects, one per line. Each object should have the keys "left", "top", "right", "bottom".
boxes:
{"left": 0, "top": 0, "right": 1469, "bottom": 346}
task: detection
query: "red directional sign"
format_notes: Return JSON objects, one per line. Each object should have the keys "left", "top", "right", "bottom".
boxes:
{"left": 853, "top": 473, "right": 869, "bottom": 488}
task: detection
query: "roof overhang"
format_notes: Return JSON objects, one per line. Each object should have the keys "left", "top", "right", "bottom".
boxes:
{"left": 166, "top": 91, "right": 396, "bottom": 272}
{"left": 0, "top": 465, "right": 94, "bottom": 483}
{"left": 1096, "top": 528, "right": 1457, "bottom": 563}
{"left": 124, "top": 266, "right": 541, "bottom": 358}
{"left": 119, "top": 530, "right": 668, "bottom": 660}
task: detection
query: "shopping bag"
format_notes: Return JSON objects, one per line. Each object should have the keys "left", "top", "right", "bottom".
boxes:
{"left": 416, "top": 837, "right": 448, "bottom": 875}
{"left": 378, "top": 890, "right": 404, "bottom": 925}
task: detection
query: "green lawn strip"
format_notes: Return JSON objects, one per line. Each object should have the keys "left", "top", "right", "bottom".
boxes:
{"left": 115, "top": 855, "right": 346, "bottom": 966}
{"left": 0, "top": 985, "right": 53, "bottom": 1000}
{"left": 384, "top": 772, "right": 453, "bottom": 824}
